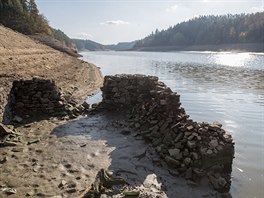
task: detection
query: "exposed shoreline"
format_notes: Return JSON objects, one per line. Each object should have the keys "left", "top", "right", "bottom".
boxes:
{"left": 0, "top": 26, "right": 232, "bottom": 198}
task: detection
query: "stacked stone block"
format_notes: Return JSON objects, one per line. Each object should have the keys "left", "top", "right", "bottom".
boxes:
{"left": 11, "top": 78, "right": 66, "bottom": 116}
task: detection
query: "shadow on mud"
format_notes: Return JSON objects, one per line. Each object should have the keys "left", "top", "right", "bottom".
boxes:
{"left": 51, "top": 111, "right": 219, "bottom": 198}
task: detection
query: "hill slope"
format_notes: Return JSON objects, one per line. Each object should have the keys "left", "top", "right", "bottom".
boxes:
{"left": 74, "top": 39, "right": 136, "bottom": 51}
{"left": 74, "top": 39, "right": 106, "bottom": 51}
{"left": 0, "top": 25, "right": 103, "bottom": 121}
{"left": 134, "top": 12, "right": 264, "bottom": 52}
{"left": 105, "top": 41, "right": 136, "bottom": 51}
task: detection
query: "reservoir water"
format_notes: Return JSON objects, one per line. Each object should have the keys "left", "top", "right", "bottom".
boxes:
{"left": 81, "top": 51, "right": 264, "bottom": 198}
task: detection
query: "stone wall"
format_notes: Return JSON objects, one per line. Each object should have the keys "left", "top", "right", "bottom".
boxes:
{"left": 11, "top": 78, "right": 67, "bottom": 117}
{"left": 0, "top": 74, "right": 19, "bottom": 123}
{"left": 101, "top": 74, "right": 234, "bottom": 192}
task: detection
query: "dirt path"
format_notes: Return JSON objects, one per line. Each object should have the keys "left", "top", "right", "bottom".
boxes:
{"left": 0, "top": 112, "right": 221, "bottom": 198}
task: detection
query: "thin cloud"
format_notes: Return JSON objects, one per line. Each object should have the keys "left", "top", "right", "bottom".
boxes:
{"left": 166, "top": 4, "right": 179, "bottom": 12}
{"left": 100, "top": 20, "right": 130, "bottom": 25}
{"left": 76, "top": 32, "right": 93, "bottom": 39}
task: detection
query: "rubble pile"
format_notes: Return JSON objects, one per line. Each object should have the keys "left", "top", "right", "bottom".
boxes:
{"left": 0, "top": 123, "right": 21, "bottom": 147}
{"left": 101, "top": 74, "right": 234, "bottom": 192}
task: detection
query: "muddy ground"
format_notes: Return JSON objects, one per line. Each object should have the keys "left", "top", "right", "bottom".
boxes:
{"left": 0, "top": 111, "right": 223, "bottom": 198}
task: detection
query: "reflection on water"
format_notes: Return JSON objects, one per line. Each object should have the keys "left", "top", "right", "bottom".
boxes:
{"left": 81, "top": 51, "right": 264, "bottom": 198}
{"left": 212, "top": 52, "right": 252, "bottom": 67}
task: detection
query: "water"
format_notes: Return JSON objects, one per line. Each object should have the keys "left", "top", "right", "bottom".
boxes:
{"left": 81, "top": 51, "right": 264, "bottom": 198}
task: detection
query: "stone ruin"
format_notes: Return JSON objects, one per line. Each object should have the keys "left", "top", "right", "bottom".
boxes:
{"left": 10, "top": 77, "right": 92, "bottom": 120}
{"left": 100, "top": 74, "right": 235, "bottom": 192}
{"left": 0, "top": 77, "right": 91, "bottom": 146}
{"left": 11, "top": 78, "right": 66, "bottom": 116}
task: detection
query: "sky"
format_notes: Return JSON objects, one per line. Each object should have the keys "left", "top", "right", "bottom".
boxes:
{"left": 35, "top": 0, "right": 264, "bottom": 45}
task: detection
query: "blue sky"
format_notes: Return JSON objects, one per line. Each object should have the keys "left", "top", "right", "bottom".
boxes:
{"left": 36, "top": 0, "right": 263, "bottom": 44}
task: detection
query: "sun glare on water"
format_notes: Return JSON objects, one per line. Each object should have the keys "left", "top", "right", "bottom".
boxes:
{"left": 212, "top": 52, "right": 252, "bottom": 67}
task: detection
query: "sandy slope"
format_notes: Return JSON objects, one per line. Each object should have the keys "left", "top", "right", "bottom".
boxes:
{"left": 0, "top": 25, "right": 102, "bottom": 101}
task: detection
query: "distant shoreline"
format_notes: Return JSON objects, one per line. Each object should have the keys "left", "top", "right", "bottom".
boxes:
{"left": 132, "top": 43, "right": 264, "bottom": 53}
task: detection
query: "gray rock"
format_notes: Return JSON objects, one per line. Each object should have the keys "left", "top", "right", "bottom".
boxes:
{"left": 174, "top": 142, "right": 182, "bottom": 149}
{"left": 168, "top": 169, "right": 180, "bottom": 176}
{"left": 212, "top": 121, "right": 222, "bottom": 127}
{"left": 168, "top": 148, "right": 180, "bottom": 157}
{"left": 174, "top": 152, "right": 183, "bottom": 160}
{"left": 208, "top": 124, "right": 221, "bottom": 131}
{"left": 187, "top": 141, "right": 196, "bottom": 149}
{"left": 218, "top": 177, "right": 227, "bottom": 187}
{"left": 223, "top": 134, "right": 233, "bottom": 143}
{"left": 160, "top": 100, "right": 167, "bottom": 105}
{"left": 188, "top": 135, "right": 195, "bottom": 140}
{"left": 184, "top": 157, "right": 192, "bottom": 165}
{"left": 165, "top": 156, "right": 180, "bottom": 168}
{"left": 191, "top": 152, "right": 199, "bottom": 160}
{"left": 206, "top": 149, "right": 213, "bottom": 155}
{"left": 185, "top": 132, "right": 192, "bottom": 136}
{"left": 183, "top": 149, "right": 189, "bottom": 157}
{"left": 209, "top": 139, "right": 218, "bottom": 148}
{"left": 186, "top": 125, "right": 194, "bottom": 131}
{"left": 120, "top": 128, "right": 131, "bottom": 135}
{"left": 174, "top": 132, "right": 184, "bottom": 143}
{"left": 134, "top": 123, "right": 141, "bottom": 128}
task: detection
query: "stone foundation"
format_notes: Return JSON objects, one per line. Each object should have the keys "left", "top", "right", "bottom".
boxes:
{"left": 11, "top": 78, "right": 67, "bottom": 117}
{"left": 101, "top": 74, "right": 234, "bottom": 192}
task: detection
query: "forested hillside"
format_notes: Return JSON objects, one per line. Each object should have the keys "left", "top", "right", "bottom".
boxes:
{"left": 0, "top": 0, "right": 75, "bottom": 49}
{"left": 0, "top": 0, "right": 51, "bottom": 34}
{"left": 74, "top": 39, "right": 107, "bottom": 51}
{"left": 134, "top": 12, "right": 264, "bottom": 49}
{"left": 105, "top": 41, "right": 136, "bottom": 51}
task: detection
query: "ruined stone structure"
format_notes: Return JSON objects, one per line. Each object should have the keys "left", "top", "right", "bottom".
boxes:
{"left": 11, "top": 78, "right": 67, "bottom": 117}
{"left": 0, "top": 74, "right": 19, "bottom": 123}
{"left": 101, "top": 74, "right": 234, "bottom": 192}
{"left": 0, "top": 76, "right": 91, "bottom": 124}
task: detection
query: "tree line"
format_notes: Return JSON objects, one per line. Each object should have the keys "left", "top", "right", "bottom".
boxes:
{"left": 0, "top": 0, "right": 51, "bottom": 34}
{"left": 134, "top": 12, "right": 264, "bottom": 48}
{"left": 0, "top": 0, "right": 74, "bottom": 48}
